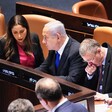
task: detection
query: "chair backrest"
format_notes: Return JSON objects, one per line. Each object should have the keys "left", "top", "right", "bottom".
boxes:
{"left": 23, "top": 14, "right": 56, "bottom": 58}
{"left": 72, "top": 0, "right": 108, "bottom": 19}
{"left": 0, "top": 12, "right": 6, "bottom": 37}
{"left": 93, "top": 26, "right": 112, "bottom": 46}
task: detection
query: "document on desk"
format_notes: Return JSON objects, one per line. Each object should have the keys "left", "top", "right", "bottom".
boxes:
{"left": 95, "top": 103, "right": 110, "bottom": 112}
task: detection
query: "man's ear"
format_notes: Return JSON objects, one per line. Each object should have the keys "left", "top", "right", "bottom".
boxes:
{"left": 42, "top": 98, "right": 48, "bottom": 105}
{"left": 56, "top": 33, "right": 61, "bottom": 40}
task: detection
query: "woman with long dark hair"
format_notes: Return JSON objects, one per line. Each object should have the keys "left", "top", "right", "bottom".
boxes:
{"left": 0, "top": 15, "right": 44, "bottom": 68}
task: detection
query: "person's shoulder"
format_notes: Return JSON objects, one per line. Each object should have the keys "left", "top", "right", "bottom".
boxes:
{"left": 70, "top": 102, "right": 88, "bottom": 111}
{"left": 0, "top": 35, "right": 6, "bottom": 44}
{"left": 68, "top": 37, "right": 80, "bottom": 54}
{"left": 30, "top": 32, "right": 39, "bottom": 42}
{"left": 68, "top": 36, "right": 80, "bottom": 47}
{"left": 63, "top": 101, "right": 88, "bottom": 112}
{"left": 70, "top": 37, "right": 80, "bottom": 44}
{"left": 30, "top": 32, "right": 39, "bottom": 38}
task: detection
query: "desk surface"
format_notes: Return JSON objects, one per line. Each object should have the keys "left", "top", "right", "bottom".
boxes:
{"left": 0, "top": 59, "right": 95, "bottom": 112}
{"left": 95, "top": 101, "right": 112, "bottom": 112}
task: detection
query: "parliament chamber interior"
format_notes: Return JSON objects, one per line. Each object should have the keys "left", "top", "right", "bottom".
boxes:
{"left": 0, "top": 0, "right": 112, "bottom": 112}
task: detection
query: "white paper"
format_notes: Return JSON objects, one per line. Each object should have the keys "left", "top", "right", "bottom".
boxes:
{"left": 95, "top": 103, "right": 110, "bottom": 112}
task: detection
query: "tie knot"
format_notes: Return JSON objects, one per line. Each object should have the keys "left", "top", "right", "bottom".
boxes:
{"left": 56, "top": 52, "right": 60, "bottom": 58}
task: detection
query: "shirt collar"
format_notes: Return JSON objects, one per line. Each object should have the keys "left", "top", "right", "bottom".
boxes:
{"left": 57, "top": 36, "right": 69, "bottom": 59}
{"left": 102, "top": 48, "right": 108, "bottom": 66}
{"left": 51, "top": 98, "right": 68, "bottom": 112}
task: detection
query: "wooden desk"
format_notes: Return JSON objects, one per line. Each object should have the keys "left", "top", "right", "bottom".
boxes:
{"left": 0, "top": 59, "right": 95, "bottom": 112}
{"left": 95, "top": 100, "right": 104, "bottom": 105}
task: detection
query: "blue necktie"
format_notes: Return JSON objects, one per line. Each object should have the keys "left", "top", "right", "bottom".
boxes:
{"left": 55, "top": 52, "right": 60, "bottom": 69}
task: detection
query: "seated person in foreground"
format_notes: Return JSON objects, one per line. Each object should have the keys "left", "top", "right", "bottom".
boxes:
{"left": 7, "top": 98, "right": 35, "bottom": 112}
{"left": 79, "top": 38, "right": 112, "bottom": 101}
{"left": 35, "top": 77, "right": 88, "bottom": 112}
{"left": 0, "top": 15, "right": 44, "bottom": 68}
{"left": 36, "top": 20, "right": 86, "bottom": 85}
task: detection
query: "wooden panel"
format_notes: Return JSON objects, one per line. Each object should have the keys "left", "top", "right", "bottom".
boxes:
{"left": 16, "top": 2, "right": 95, "bottom": 42}
{"left": 16, "top": 2, "right": 112, "bottom": 43}
{"left": 0, "top": 79, "right": 39, "bottom": 112}
{"left": 0, "top": 59, "right": 95, "bottom": 112}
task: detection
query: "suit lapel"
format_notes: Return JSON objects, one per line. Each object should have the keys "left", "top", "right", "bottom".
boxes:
{"left": 102, "top": 43, "right": 111, "bottom": 92}
{"left": 48, "top": 51, "right": 57, "bottom": 75}
{"left": 57, "top": 38, "right": 71, "bottom": 73}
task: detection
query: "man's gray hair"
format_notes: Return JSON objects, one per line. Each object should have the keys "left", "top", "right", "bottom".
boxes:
{"left": 79, "top": 38, "right": 100, "bottom": 56}
{"left": 7, "top": 98, "right": 35, "bottom": 112}
{"left": 44, "top": 20, "right": 67, "bottom": 37}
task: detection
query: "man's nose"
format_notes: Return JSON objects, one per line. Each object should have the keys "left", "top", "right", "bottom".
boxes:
{"left": 42, "top": 39, "right": 46, "bottom": 44}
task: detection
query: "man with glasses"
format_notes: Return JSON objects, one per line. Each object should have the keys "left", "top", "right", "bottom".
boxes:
{"left": 36, "top": 20, "right": 86, "bottom": 86}
{"left": 79, "top": 38, "right": 112, "bottom": 101}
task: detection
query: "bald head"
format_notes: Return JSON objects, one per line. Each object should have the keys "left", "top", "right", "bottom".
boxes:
{"left": 36, "top": 78, "right": 59, "bottom": 89}
{"left": 35, "top": 78, "right": 62, "bottom": 101}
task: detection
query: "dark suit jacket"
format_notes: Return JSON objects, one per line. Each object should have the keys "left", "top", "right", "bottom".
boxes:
{"left": 0, "top": 33, "right": 44, "bottom": 68}
{"left": 84, "top": 43, "right": 112, "bottom": 97}
{"left": 37, "top": 37, "right": 86, "bottom": 86}
{"left": 55, "top": 100, "right": 88, "bottom": 112}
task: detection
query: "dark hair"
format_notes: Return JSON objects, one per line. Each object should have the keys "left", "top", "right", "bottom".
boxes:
{"left": 4, "top": 15, "right": 32, "bottom": 60}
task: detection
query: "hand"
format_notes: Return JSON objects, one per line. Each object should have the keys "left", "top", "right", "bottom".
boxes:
{"left": 105, "top": 98, "right": 112, "bottom": 105}
{"left": 108, "top": 105, "right": 112, "bottom": 109}
{"left": 94, "top": 92, "right": 106, "bottom": 101}
{"left": 85, "top": 62, "right": 97, "bottom": 75}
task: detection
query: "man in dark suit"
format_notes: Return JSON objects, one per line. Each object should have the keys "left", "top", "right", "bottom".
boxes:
{"left": 35, "top": 77, "right": 88, "bottom": 112}
{"left": 36, "top": 20, "right": 86, "bottom": 86}
{"left": 79, "top": 38, "right": 112, "bottom": 100}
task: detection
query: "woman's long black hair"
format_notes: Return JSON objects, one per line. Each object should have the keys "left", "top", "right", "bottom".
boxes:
{"left": 4, "top": 15, "right": 32, "bottom": 60}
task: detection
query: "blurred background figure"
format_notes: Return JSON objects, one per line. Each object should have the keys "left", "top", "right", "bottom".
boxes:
{"left": 7, "top": 98, "right": 35, "bottom": 112}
